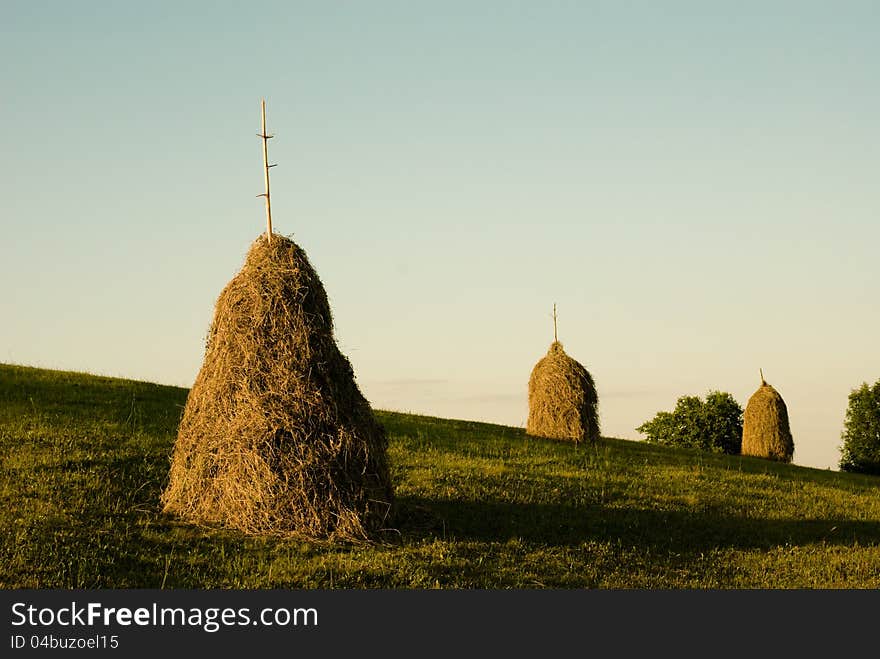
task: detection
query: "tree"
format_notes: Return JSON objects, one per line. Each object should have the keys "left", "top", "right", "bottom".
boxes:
{"left": 839, "top": 380, "right": 880, "bottom": 474}
{"left": 637, "top": 391, "right": 743, "bottom": 454}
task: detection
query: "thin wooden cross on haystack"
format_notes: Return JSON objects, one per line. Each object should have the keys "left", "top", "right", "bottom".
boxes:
{"left": 257, "top": 98, "right": 276, "bottom": 243}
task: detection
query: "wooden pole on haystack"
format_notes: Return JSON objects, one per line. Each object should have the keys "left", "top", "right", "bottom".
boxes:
{"left": 552, "top": 303, "right": 558, "bottom": 343}
{"left": 257, "top": 98, "right": 276, "bottom": 243}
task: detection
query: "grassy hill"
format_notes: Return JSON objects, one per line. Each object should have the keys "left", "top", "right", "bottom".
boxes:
{"left": 2, "top": 363, "right": 880, "bottom": 588}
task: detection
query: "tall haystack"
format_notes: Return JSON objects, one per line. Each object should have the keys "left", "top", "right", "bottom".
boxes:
{"left": 527, "top": 341, "right": 600, "bottom": 444}
{"left": 741, "top": 371, "right": 794, "bottom": 463}
{"left": 161, "top": 234, "right": 394, "bottom": 539}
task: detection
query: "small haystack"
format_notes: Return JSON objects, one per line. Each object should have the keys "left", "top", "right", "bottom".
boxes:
{"left": 741, "top": 371, "right": 794, "bottom": 462}
{"left": 527, "top": 341, "right": 600, "bottom": 444}
{"left": 161, "top": 234, "right": 394, "bottom": 540}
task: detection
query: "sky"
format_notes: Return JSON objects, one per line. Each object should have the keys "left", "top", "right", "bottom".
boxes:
{"left": 1, "top": 1, "right": 878, "bottom": 470}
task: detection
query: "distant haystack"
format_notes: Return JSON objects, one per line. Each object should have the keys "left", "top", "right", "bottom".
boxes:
{"left": 741, "top": 372, "right": 794, "bottom": 463}
{"left": 161, "top": 234, "right": 394, "bottom": 540}
{"left": 527, "top": 341, "right": 599, "bottom": 443}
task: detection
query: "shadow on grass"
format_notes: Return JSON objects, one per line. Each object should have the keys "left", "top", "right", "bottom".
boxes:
{"left": 395, "top": 495, "right": 880, "bottom": 554}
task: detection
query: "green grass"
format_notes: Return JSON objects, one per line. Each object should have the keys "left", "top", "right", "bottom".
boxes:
{"left": 3, "top": 363, "right": 880, "bottom": 588}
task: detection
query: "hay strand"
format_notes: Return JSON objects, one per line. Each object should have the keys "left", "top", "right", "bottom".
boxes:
{"left": 526, "top": 341, "right": 599, "bottom": 444}
{"left": 741, "top": 373, "right": 794, "bottom": 462}
{"left": 162, "top": 234, "right": 393, "bottom": 540}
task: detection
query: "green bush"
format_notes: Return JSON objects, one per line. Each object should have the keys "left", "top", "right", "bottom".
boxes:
{"left": 839, "top": 380, "right": 880, "bottom": 474}
{"left": 637, "top": 391, "right": 743, "bottom": 454}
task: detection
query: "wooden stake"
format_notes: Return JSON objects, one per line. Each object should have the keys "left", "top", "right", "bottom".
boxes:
{"left": 258, "top": 98, "right": 275, "bottom": 243}
{"left": 553, "top": 303, "right": 558, "bottom": 343}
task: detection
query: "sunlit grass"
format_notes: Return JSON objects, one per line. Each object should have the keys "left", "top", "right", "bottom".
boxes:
{"left": 2, "top": 363, "right": 880, "bottom": 588}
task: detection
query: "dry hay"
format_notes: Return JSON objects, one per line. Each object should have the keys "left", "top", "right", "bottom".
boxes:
{"left": 161, "top": 234, "right": 394, "bottom": 540}
{"left": 741, "top": 376, "right": 794, "bottom": 463}
{"left": 527, "top": 341, "right": 599, "bottom": 444}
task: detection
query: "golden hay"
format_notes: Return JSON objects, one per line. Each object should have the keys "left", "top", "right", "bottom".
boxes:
{"left": 527, "top": 341, "right": 599, "bottom": 444}
{"left": 741, "top": 377, "right": 794, "bottom": 463}
{"left": 161, "top": 234, "right": 393, "bottom": 540}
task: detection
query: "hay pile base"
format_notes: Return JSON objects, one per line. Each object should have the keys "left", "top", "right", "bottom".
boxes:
{"left": 162, "top": 234, "right": 393, "bottom": 540}
{"left": 741, "top": 378, "right": 794, "bottom": 462}
{"left": 527, "top": 341, "right": 599, "bottom": 444}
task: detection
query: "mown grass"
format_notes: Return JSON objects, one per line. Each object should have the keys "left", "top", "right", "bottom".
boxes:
{"left": 2, "top": 363, "right": 880, "bottom": 588}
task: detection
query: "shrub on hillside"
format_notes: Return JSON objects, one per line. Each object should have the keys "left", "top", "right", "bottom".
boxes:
{"left": 839, "top": 379, "right": 880, "bottom": 475}
{"left": 637, "top": 391, "right": 743, "bottom": 454}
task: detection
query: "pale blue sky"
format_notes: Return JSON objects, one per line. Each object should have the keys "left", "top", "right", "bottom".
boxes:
{"left": 2, "top": 1, "right": 878, "bottom": 469}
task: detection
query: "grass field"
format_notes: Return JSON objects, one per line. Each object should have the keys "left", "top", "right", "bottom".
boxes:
{"left": 3, "top": 363, "right": 880, "bottom": 588}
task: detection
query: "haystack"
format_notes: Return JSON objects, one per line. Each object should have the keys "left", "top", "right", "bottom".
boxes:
{"left": 527, "top": 341, "right": 599, "bottom": 443}
{"left": 161, "top": 234, "right": 394, "bottom": 540}
{"left": 741, "top": 373, "right": 794, "bottom": 462}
